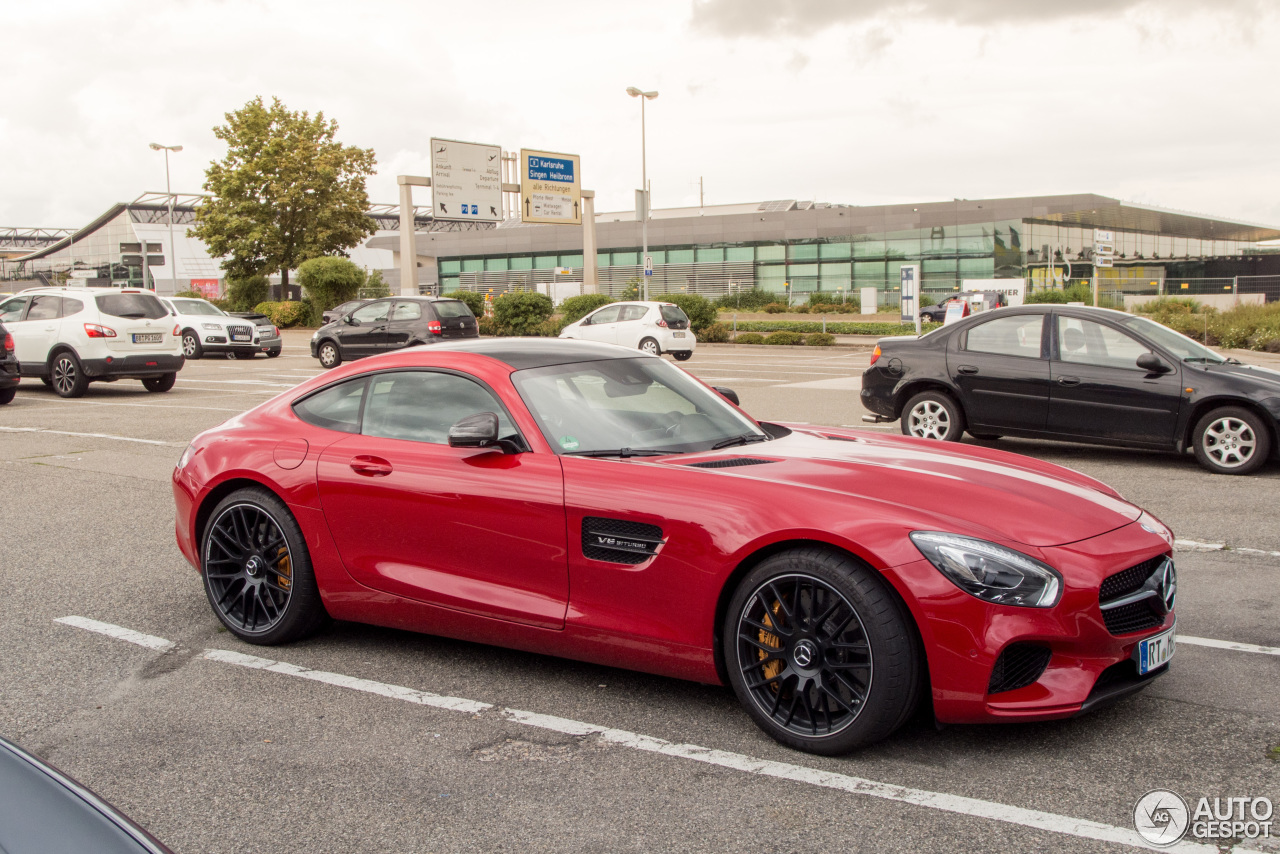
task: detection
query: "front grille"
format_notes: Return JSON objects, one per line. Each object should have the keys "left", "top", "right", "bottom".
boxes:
{"left": 226, "top": 324, "right": 253, "bottom": 340}
{"left": 684, "top": 458, "right": 775, "bottom": 469}
{"left": 1099, "top": 556, "right": 1171, "bottom": 635}
{"left": 581, "top": 517, "right": 664, "bottom": 565}
{"left": 988, "top": 643, "right": 1053, "bottom": 694}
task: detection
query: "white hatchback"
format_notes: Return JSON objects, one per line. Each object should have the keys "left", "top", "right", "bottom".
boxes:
{"left": 559, "top": 301, "right": 696, "bottom": 361}
{"left": 0, "top": 287, "right": 183, "bottom": 397}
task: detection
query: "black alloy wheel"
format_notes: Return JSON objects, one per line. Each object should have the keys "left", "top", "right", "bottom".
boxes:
{"left": 50, "top": 351, "right": 88, "bottom": 398}
{"left": 202, "top": 488, "right": 327, "bottom": 644}
{"left": 724, "top": 548, "right": 919, "bottom": 754}
{"left": 182, "top": 331, "right": 203, "bottom": 359}
{"left": 317, "top": 340, "right": 341, "bottom": 369}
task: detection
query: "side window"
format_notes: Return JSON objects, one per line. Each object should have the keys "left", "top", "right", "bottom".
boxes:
{"left": 362, "top": 371, "right": 517, "bottom": 444}
{"left": 585, "top": 305, "right": 621, "bottom": 325}
{"left": 0, "top": 296, "right": 29, "bottom": 322}
{"left": 62, "top": 298, "right": 84, "bottom": 316}
{"left": 964, "top": 314, "right": 1043, "bottom": 358}
{"left": 26, "top": 295, "right": 62, "bottom": 321}
{"left": 620, "top": 305, "right": 649, "bottom": 322}
{"left": 352, "top": 301, "right": 391, "bottom": 323}
{"left": 292, "top": 378, "right": 367, "bottom": 434}
{"left": 1057, "top": 317, "right": 1150, "bottom": 369}
{"left": 390, "top": 301, "right": 423, "bottom": 322}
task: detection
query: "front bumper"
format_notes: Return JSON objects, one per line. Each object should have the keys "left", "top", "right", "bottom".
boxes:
{"left": 82, "top": 353, "right": 185, "bottom": 379}
{"left": 885, "top": 520, "right": 1175, "bottom": 724}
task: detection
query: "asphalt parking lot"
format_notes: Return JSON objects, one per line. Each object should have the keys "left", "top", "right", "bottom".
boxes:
{"left": 1, "top": 330, "right": 1277, "bottom": 853}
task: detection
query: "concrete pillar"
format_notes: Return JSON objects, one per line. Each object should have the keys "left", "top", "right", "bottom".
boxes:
{"left": 582, "top": 190, "right": 597, "bottom": 294}
{"left": 398, "top": 179, "right": 418, "bottom": 296}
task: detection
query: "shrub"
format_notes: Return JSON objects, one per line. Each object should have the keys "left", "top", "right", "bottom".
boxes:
{"left": 253, "top": 301, "right": 311, "bottom": 328}
{"left": 652, "top": 293, "right": 718, "bottom": 333}
{"left": 805, "top": 332, "right": 836, "bottom": 346}
{"left": 619, "top": 278, "right": 642, "bottom": 301}
{"left": 225, "top": 274, "right": 269, "bottom": 312}
{"left": 361, "top": 268, "right": 392, "bottom": 299}
{"left": 698, "top": 322, "right": 731, "bottom": 343}
{"left": 919, "top": 292, "right": 937, "bottom": 309}
{"left": 715, "top": 288, "right": 779, "bottom": 310}
{"left": 1135, "top": 296, "right": 1202, "bottom": 315}
{"left": 492, "top": 290, "right": 554, "bottom": 335}
{"left": 444, "top": 290, "right": 486, "bottom": 318}
{"left": 808, "top": 301, "right": 860, "bottom": 314}
{"left": 762, "top": 302, "right": 790, "bottom": 313}
{"left": 764, "top": 331, "right": 805, "bottom": 345}
{"left": 559, "top": 293, "right": 615, "bottom": 324}
{"left": 734, "top": 332, "right": 765, "bottom": 345}
{"left": 298, "top": 257, "right": 364, "bottom": 312}
{"left": 477, "top": 315, "right": 500, "bottom": 336}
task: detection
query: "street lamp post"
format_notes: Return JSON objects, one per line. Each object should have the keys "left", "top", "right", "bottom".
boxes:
{"left": 626, "top": 87, "right": 658, "bottom": 300}
{"left": 149, "top": 143, "right": 183, "bottom": 293}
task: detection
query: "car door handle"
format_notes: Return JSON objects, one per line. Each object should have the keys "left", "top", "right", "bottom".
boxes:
{"left": 1056, "top": 376, "right": 1081, "bottom": 387}
{"left": 957, "top": 365, "right": 978, "bottom": 375}
{"left": 349, "top": 455, "right": 393, "bottom": 477}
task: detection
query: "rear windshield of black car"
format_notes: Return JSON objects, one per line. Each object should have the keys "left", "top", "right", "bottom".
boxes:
{"left": 96, "top": 293, "right": 167, "bottom": 320}
{"left": 660, "top": 305, "right": 689, "bottom": 328}
{"left": 432, "top": 300, "right": 474, "bottom": 319}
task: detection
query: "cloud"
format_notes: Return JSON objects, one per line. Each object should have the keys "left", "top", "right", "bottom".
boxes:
{"left": 690, "top": 0, "right": 1269, "bottom": 37}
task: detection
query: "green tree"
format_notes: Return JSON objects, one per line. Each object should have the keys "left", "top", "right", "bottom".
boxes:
{"left": 619, "top": 278, "right": 642, "bottom": 301}
{"left": 191, "top": 96, "right": 377, "bottom": 289}
{"left": 298, "top": 257, "right": 364, "bottom": 311}
{"left": 492, "top": 291, "right": 554, "bottom": 335}
{"left": 225, "top": 274, "right": 269, "bottom": 311}
{"left": 362, "top": 268, "right": 391, "bottom": 298}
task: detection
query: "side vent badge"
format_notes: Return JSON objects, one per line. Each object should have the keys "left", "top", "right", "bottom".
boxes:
{"left": 582, "top": 517, "right": 665, "bottom": 565}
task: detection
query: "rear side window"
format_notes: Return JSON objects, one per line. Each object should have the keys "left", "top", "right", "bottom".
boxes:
{"left": 62, "top": 298, "right": 84, "bottom": 316}
{"left": 964, "top": 315, "right": 1043, "bottom": 358}
{"left": 620, "top": 305, "right": 649, "bottom": 322}
{"left": 391, "top": 302, "right": 423, "bottom": 321}
{"left": 659, "top": 305, "right": 689, "bottom": 327}
{"left": 293, "top": 378, "right": 367, "bottom": 433}
{"left": 432, "top": 300, "right": 473, "bottom": 319}
{"left": 96, "top": 293, "right": 167, "bottom": 320}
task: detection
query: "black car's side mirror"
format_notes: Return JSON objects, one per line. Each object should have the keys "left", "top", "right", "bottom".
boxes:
{"left": 1136, "top": 353, "right": 1171, "bottom": 374}
{"left": 713, "top": 386, "right": 740, "bottom": 406}
{"left": 448, "top": 412, "right": 521, "bottom": 453}
{"left": 344, "top": 315, "right": 358, "bottom": 326}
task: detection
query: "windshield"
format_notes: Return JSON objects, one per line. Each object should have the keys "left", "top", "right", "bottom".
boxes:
{"left": 1118, "top": 315, "right": 1226, "bottom": 364}
{"left": 95, "top": 293, "right": 167, "bottom": 320}
{"left": 170, "top": 299, "right": 226, "bottom": 317}
{"left": 512, "top": 357, "right": 765, "bottom": 456}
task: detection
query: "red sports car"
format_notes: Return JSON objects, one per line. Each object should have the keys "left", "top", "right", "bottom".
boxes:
{"left": 173, "top": 339, "right": 1178, "bottom": 754}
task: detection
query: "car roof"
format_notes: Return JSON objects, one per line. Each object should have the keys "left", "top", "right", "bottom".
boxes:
{"left": 423, "top": 338, "right": 647, "bottom": 370}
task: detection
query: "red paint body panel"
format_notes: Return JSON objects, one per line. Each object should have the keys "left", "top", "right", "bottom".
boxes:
{"left": 172, "top": 344, "right": 1176, "bottom": 721}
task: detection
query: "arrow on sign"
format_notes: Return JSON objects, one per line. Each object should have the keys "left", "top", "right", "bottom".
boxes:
{"left": 525, "top": 198, "right": 530, "bottom": 217}
{"left": 440, "top": 203, "right": 448, "bottom": 214}
{"left": 574, "top": 201, "right": 579, "bottom": 219}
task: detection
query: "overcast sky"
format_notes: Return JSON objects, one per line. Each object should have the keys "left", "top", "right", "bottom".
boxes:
{"left": 4, "top": 0, "right": 1278, "bottom": 231}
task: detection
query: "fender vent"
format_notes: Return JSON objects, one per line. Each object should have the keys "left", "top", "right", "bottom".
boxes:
{"left": 988, "top": 643, "right": 1052, "bottom": 694}
{"left": 582, "top": 517, "right": 664, "bottom": 565}
{"left": 684, "top": 458, "right": 775, "bottom": 469}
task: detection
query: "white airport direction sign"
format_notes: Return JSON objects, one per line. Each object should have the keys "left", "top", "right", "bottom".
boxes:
{"left": 520, "top": 149, "right": 582, "bottom": 225}
{"left": 431, "top": 138, "right": 502, "bottom": 222}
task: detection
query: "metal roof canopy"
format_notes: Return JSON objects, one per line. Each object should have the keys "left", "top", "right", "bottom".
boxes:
{"left": 1024, "top": 198, "right": 1280, "bottom": 242}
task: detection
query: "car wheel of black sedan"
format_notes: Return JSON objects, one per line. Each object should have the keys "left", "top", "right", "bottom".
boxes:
{"left": 673, "top": 351, "right": 692, "bottom": 362}
{"left": 0, "top": 387, "right": 14, "bottom": 405}
{"left": 901, "top": 390, "right": 965, "bottom": 442}
{"left": 317, "top": 340, "right": 342, "bottom": 369}
{"left": 1192, "top": 406, "right": 1271, "bottom": 475}
{"left": 143, "top": 372, "right": 176, "bottom": 393}
{"left": 201, "top": 487, "right": 328, "bottom": 644}
{"left": 724, "top": 548, "right": 919, "bottom": 755}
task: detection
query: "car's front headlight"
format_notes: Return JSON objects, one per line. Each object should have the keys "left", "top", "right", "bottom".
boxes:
{"left": 909, "top": 531, "right": 1061, "bottom": 608}
{"left": 201, "top": 323, "right": 222, "bottom": 330}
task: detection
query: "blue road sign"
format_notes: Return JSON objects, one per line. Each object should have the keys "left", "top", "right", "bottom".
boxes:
{"left": 526, "top": 157, "right": 575, "bottom": 183}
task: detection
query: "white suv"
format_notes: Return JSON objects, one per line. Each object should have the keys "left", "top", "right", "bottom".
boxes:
{"left": 160, "top": 296, "right": 281, "bottom": 360}
{"left": 559, "top": 301, "right": 696, "bottom": 361}
{"left": 0, "top": 287, "right": 184, "bottom": 398}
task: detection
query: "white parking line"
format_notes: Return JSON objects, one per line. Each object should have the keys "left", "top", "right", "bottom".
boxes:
{"left": 0, "top": 426, "right": 174, "bottom": 446}
{"left": 1174, "top": 539, "right": 1280, "bottom": 559}
{"left": 54, "top": 617, "right": 1269, "bottom": 854}
{"left": 1179, "top": 636, "right": 1280, "bottom": 657}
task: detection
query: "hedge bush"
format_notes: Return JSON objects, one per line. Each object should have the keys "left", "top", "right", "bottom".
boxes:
{"left": 715, "top": 288, "right": 779, "bottom": 310}
{"left": 732, "top": 320, "right": 931, "bottom": 335}
{"left": 1153, "top": 301, "right": 1280, "bottom": 352}
{"left": 444, "top": 290, "right": 486, "bottom": 317}
{"left": 559, "top": 293, "right": 615, "bottom": 324}
{"left": 651, "top": 293, "right": 718, "bottom": 333}
{"left": 806, "top": 332, "right": 836, "bottom": 346}
{"left": 764, "top": 331, "right": 805, "bottom": 346}
{"left": 252, "top": 301, "right": 310, "bottom": 328}
{"left": 698, "top": 322, "right": 731, "bottom": 343}
{"left": 492, "top": 290, "right": 554, "bottom": 335}
{"left": 1135, "top": 296, "right": 1202, "bottom": 315}
{"left": 477, "top": 315, "right": 500, "bottom": 336}
{"left": 762, "top": 303, "right": 790, "bottom": 313}
{"left": 298, "top": 257, "right": 364, "bottom": 312}
{"left": 225, "top": 274, "right": 269, "bottom": 312}
{"left": 734, "top": 332, "right": 765, "bottom": 345}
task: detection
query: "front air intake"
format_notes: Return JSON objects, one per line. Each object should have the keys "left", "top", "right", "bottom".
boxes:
{"left": 988, "top": 643, "right": 1052, "bottom": 694}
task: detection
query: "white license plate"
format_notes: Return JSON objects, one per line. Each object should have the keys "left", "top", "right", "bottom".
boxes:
{"left": 231, "top": 333, "right": 252, "bottom": 342}
{"left": 132, "top": 333, "right": 162, "bottom": 344}
{"left": 1137, "top": 626, "right": 1175, "bottom": 674}
{"left": 673, "top": 331, "right": 686, "bottom": 338}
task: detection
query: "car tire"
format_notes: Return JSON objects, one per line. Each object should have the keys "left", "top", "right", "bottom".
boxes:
{"left": 201, "top": 487, "right": 329, "bottom": 645}
{"left": 673, "top": 351, "right": 693, "bottom": 362}
{"left": 639, "top": 337, "right": 661, "bottom": 356}
{"left": 317, "top": 340, "right": 342, "bottom": 369}
{"left": 723, "top": 547, "right": 920, "bottom": 755}
{"left": 50, "top": 351, "right": 88, "bottom": 398}
{"left": 901, "top": 390, "right": 965, "bottom": 442}
{"left": 267, "top": 349, "right": 281, "bottom": 358}
{"left": 0, "top": 387, "right": 14, "bottom": 405}
{"left": 182, "top": 330, "right": 203, "bottom": 359}
{"left": 1192, "top": 406, "right": 1271, "bottom": 475}
{"left": 143, "top": 372, "right": 176, "bottom": 393}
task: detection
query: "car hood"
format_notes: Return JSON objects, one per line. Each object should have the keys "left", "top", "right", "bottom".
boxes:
{"left": 670, "top": 428, "right": 1140, "bottom": 548}
{"left": 1191, "top": 359, "right": 1280, "bottom": 393}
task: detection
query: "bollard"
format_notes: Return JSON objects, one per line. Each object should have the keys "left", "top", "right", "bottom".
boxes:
{"left": 822, "top": 315, "right": 826, "bottom": 334}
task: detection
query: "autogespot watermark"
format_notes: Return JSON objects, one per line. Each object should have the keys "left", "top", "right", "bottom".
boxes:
{"left": 1134, "top": 789, "right": 1274, "bottom": 846}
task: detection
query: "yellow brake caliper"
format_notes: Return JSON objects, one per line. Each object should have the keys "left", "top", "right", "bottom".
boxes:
{"left": 758, "top": 601, "right": 784, "bottom": 687}
{"left": 276, "top": 548, "right": 292, "bottom": 591}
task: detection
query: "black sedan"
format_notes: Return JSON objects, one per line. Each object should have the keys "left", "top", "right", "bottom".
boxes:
{"left": 861, "top": 304, "right": 1280, "bottom": 475}
{"left": 310, "top": 296, "right": 479, "bottom": 369}
{"left": 1, "top": 320, "right": 18, "bottom": 404}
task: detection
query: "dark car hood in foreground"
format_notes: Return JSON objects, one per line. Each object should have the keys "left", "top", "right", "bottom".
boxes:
{"left": 671, "top": 428, "right": 1139, "bottom": 549}
{"left": 1192, "top": 359, "right": 1280, "bottom": 393}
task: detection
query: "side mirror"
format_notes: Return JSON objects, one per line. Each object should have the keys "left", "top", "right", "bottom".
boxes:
{"left": 713, "top": 386, "right": 740, "bottom": 406}
{"left": 448, "top": 412, "right": 521, "bottom": 454}
{"left": 344, "top": 315, "right": 358, "bottom": 326}
{"left": 1136, "top": 353, "right": 1171, "bottom": 374}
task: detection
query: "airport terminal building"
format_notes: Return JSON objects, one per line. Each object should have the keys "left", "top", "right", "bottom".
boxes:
{"left": 8, "top": 192, "right": 1279, "bottom": 304}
